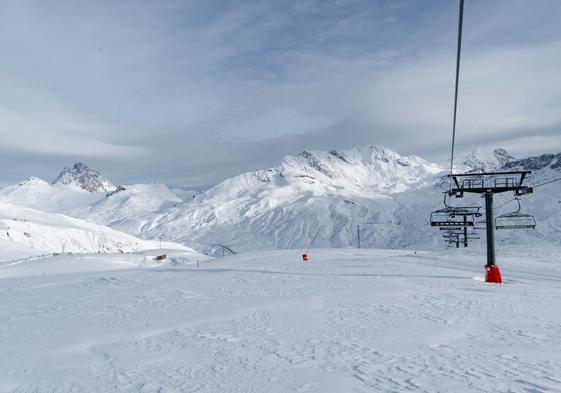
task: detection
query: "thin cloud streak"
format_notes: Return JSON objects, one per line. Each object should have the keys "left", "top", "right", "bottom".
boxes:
{"left": 0, "top": 73, "right": 148, "bottom": 158}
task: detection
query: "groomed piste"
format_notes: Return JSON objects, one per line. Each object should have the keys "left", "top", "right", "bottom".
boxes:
{"left": 1, "top": 248, "right": 560, "bottom": 392}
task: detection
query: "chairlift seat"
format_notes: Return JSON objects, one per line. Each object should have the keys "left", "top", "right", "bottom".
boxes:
{"left": 494, "top": 198, "right": 536, "bottom": 230}
{"left": 495, "top": 214, "right": 536, "bottom": 230}
{"left": 432, "top": 220, "right": 474, "bottom": 227}
{"left": 430, "top": 207, "right": 477, "bottom": 227}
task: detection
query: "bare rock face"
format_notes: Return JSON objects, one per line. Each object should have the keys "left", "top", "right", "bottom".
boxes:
{"left": 504, "top": 153, "right": 561, "bottom": 171}
{"left": 53, "top": 162, "right": 116, "bottom": 193}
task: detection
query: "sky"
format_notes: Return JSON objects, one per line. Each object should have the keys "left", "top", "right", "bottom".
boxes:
{"left": 1, "top": 0, "right": 560, "bottom": 188}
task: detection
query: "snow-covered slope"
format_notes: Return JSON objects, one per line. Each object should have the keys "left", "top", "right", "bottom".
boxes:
{"left": 2, "top": 248, "right": 561, "bottom": 392}
{"left": 78, "top": 183, "right": 185, "bottom": 235}
{"left": 0, "top": 165, "right": 188, "bottom": 220}
{"left": 0, "top": 162, "right": 120, "bottom": 213}
{"left": 459, "top": 147, "right": 517, "bottom": 172}
{"left": 0, "top": 176, "right": 105, "bottom": 212}
{"left": 134, "top": 146, "right": 444, "bottom": 253}
{"left": 2, "top": 147, "right": 559, "bottom": 256}
{"left": 495, "top": 152, "right": 561, "bottom": 246}
{"left": 0, "top": 202, "right": 190, "bottom": 256}
{"left": 280, "top": 147, "right": 442, "bottom": 193}
{"left": 142, "top": 146, "right": 561, "bottom": 254}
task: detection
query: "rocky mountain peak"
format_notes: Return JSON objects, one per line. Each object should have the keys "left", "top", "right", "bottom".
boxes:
{"left": 504, "top": 152, "right": 561, "bottom": 171}
{"left": 365, "top": 145, "right": 401, "bottom": 161}
{"left": 276, "top": 145, "right": 442, "bottom": 193}
{"left": 461, "top": 147, "right": 516, "bottom": 172}
{"left": 53, "top": 162, "right": 115, "bottom": 193}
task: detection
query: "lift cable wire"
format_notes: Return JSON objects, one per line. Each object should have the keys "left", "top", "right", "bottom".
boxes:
{"left": 495, "top": 197, "right": 516, "bottom": 210}
{"left": 493, "top": 177, "right": 561, "bottom": 211}
{"left": 449, "top": 0, "right": 464, "bottom": 184}
{"left": 432, "top": 0, "right": 540, "bottom": 282}
{"left": 305, "top": 230, "right": 321, "bottom": 255}
{"left": 532, "top": 176, "right": 561, "bottom": 189}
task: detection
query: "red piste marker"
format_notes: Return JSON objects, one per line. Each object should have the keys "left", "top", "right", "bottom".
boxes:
{"left": 485, "top": 265, "right": 502, "bottom": 284}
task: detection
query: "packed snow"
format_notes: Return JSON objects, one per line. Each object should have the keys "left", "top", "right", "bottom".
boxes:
{"left": 1, "top": 145, "right": 560, "bottom": 392}
{"left": 77, "top": 183, "right": 186, "bottom": 235}
{"left": 0, "top": 177, "right": 103, "bottom": 213}
{"left": 0, "top": 203, "right": 191, "bottom": 258}
{"left": 1, "top": 248, "right": 561, "bottom": 392}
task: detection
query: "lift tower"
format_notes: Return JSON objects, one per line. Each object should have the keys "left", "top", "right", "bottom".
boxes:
{"left": 447, "top": 171, "right": 533, "bottom": 283}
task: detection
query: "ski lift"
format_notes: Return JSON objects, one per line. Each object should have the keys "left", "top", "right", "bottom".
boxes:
{"left": 430, "top": 194, "right": 482, "bottom": 227}
{"left": 463, "top": 233, "right": 480, "bottom": 240}
{"left": 495, "top": 198, "right": 536, "bottom": 230}
{"left": 442, "top": 232, "right": 459, "bottom": 240}
{"left": 430, "top": 207, "right": 477, "bottom": 227}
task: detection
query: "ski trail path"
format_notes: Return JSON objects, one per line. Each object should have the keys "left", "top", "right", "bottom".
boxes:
{"left": 1, "top": 248, "right": 561, "bottom": 392}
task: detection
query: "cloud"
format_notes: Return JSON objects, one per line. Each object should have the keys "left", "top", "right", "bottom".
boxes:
{"left": 0, "top": 0, "right": 560, "bottom": 187}
{"left": 499, "top": 135, "right": 561, "bottom": 158}
{"left": 0, "top": 73, "right": 147, "bottom": 157}
{"left": 348, "top": 41, "right": 561, "bottom": 158}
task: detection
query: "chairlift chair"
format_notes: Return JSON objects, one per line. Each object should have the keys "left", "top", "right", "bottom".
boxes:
{"left": 439, "top": 226, "right": 463, "bottom": 231}
{"left": 495, "top": 198, "right": 536, "bottom": 230}
{"left": 430, "top": 206, "right": 481, "bottom": 227}
{"left": 430, "top": 193, "right": 482, "bottom": 227}
{"left": 430, "top": 208, "right": 472, "bottom": 227}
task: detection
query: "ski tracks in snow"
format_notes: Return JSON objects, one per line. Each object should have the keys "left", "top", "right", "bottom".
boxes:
{"left": 1, "top": 249, "right": 561, "bottom": 392}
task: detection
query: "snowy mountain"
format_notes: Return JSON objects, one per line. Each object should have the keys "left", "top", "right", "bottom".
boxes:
{"left": 78, "top": 183, "right": 186, "bottom": 235}
{"left": 137, "top": 146, "right": 559, "bottom": 254}
{"left": 0, "top": 165, "right": 188, "bottom": 218}
{"left": 131, "top": 146, "right": 446, "bottom": 254}
{"left": 53, "top": 162, "right": 116, "bottom": 192}
{"left": 280, "top": 147, "right": 442, "bottom": 193}
{"left": 0, "top": 176, "right": 104, "bottom": 213}
{"left": 0, "top": 166, "right": 197, "bottom": 258}
{"left": 0, "top": 202, "right": 190, "bottom": 258}
{"left": 504, "top": 152, "right": 561, "bottom": 171}
{"left": 2, "top": 146, "right": 559, "bottom": 256}
{"left": 459, "top": 147, "right": 517, "bottom": 172}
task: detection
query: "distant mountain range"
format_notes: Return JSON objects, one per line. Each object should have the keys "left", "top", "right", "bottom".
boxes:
{"left": 1, "top": 146, "right": 560, "bottom": 256}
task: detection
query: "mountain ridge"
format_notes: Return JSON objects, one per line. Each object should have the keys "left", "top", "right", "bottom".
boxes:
{"left": 1, "top": 146, "right": 559, "bottom": 256}
{"left": 53, "top": 162, "right": 116, "bottom": 193}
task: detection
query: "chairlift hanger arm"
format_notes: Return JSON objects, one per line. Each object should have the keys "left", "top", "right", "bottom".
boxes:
{"left": 514, "top": 198, "right": 521, "bottom": 214}
{"left": 452, "top": 176, "right": 460, "bottom": 189}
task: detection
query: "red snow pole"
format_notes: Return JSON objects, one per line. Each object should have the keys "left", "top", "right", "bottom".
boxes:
{"left": 302, "top": 230, "right": 320, "bottom": 262}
